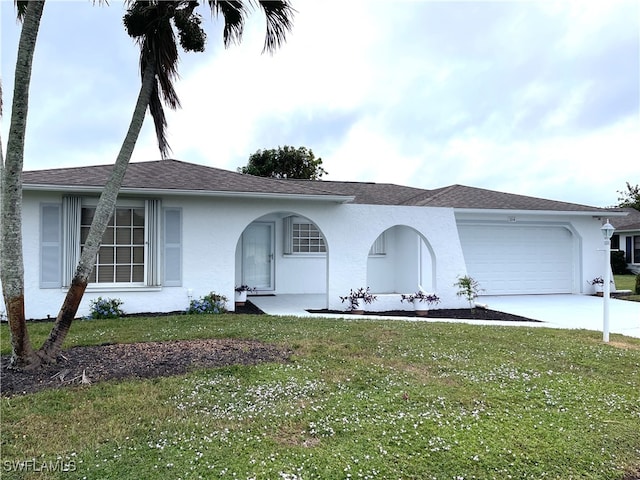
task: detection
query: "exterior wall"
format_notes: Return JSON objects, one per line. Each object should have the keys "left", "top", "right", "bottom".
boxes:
{"left": 5, "top": 190, "right": 608, "bottom": 320}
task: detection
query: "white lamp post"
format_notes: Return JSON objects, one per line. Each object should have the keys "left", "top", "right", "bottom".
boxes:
{"left": 601, "top": 220, "right": 615, "bottom": 342}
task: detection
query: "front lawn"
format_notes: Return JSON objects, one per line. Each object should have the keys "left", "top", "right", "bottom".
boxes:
{"left": 615, "top": 274, "right": 640, "bottom": 302}
{"left": 2, "top": 315, "right": 640, "bottom": 480}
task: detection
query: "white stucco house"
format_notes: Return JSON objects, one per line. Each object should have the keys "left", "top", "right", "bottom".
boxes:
{"left": 6, "top": 159, "right": 627, "bottom": 319}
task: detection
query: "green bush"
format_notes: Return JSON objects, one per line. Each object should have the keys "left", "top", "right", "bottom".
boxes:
{"left": 88, "top": 297, "right": 125, "bottom": 320}
{"left": 611, "top": 250, "right": 629, "bottom": 274}
{"left": 186, "top": 292, "right": 228, "bottom": 314}
{"left": 635, "top": 274, "right": 640, "bottom": 294}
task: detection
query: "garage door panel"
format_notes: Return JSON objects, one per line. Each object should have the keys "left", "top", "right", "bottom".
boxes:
{"left": 458, "top": 225, "right": 573, "bottom": 295}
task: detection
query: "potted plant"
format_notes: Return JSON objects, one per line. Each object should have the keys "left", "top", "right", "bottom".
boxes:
{"left": 401, "top": 291, "right": 440, "bottom": 316}
{"left": 340, "top": 287, "right": 377, "bottom": 314}
{"left": 234, "top": 285, "right": 255, "bottom": 306}
{"left": 590, "top": 276, "right": 604, "bottom": 294}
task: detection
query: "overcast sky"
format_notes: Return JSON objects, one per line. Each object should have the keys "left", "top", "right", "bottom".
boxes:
{"left": 2, "top": 0, "right": 638, "bottom": 208}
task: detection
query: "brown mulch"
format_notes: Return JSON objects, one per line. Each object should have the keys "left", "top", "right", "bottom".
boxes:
{"left": 1, "top": 302, "right": 538, "bottom": 397}
{"left": 308, "top": 307, "right": 540, "bottom": 322}
{"left": 1, "top": 338, "right": 291, "bottom": 397}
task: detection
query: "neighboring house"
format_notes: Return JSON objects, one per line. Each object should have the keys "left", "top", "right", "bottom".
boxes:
{"left": 610, "top": 208, "right": 640, "bottom": 274}
{"left": 4, "top": 159, "right": 626, "bottom": 319}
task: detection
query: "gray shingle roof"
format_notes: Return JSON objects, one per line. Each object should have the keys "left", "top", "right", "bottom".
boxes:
{"left": 23, "top": 159, "right": 610, "bottom": 212}
{"left": 610, "top": 208, "right": 640, "bottom": 231}
{"left": 22, "top": 159, "right": 347, "bottom": 199}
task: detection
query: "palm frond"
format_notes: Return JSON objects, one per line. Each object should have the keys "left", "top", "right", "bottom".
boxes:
{"left": 207, "top": 0, "right": 247, "bottom": 47}
{"left": 257, "top": 0, "right": 294, "bottom": 54}
{"left": 14, "top": 1, "right": 29, "bottom": 21}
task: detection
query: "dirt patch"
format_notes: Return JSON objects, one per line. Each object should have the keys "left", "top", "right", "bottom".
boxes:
{"left": 1, "top": 338, "right": 290, "bottom": 397}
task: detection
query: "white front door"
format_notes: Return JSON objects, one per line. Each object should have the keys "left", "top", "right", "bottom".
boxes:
{"left": 242, "top": 222, "right": 275, "bottom": 291}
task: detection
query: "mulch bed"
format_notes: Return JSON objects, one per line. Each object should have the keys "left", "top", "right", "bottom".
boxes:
{"left": 1, "top": 339, "right": 291, "bottom": 397}
{"left": 1, "top": 302, "right": 537, "bottom": 397}
{"left": 307, "top": 308, "right": 539, "bottom": 322}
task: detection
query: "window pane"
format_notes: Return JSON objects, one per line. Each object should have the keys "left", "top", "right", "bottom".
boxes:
{"left": 132, "top": 208, "right": 145, "bottom": 226}
{"left": 132, "top": 265, "right": 144, "bottom": 282}
{"left": 116, "top": 228, "right": 131, "bottom": 244}
{"left": 116, "top": 247, "right": 131, "bottom": 263}
{"left": 116, "top": 208, "right": 131, "bottom": 226}
{"left": 133, "top": 227, "right": 144, "bottom": 245}
{"left": 81, "top": 208, "right": 95, "bottom": 225}
{"left": 81, "top": 227, "right": 90, "bottom": 244}
{"left": 116, "top": 265, "right": 131, "bottom": 282}
{"left": 133, "top": 246, "right": 144, "bottom": 263}
{"left": 98, "top": 246, "right": 114, "bottom": 264}
{"left": 98, "top": 265, "right": 114, "bottom": 283}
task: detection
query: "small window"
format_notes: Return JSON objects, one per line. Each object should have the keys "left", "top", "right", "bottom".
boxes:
{"left": 369, "top": 233, "right": 387, "bottom": 256}
{"left": 283, "top": 216, "right": 326, "bottom": 254}
{"left": 634, "top": 236, "right": 640, "bottom": 264}
{"left": 292, "top": 222, "right": 326, "bottom": 253}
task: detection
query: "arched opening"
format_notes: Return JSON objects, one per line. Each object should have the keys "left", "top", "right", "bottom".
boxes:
{"left": 234, "top": 212, "right": 329, "bottom": 296}
{"left": 366, "top": 225, "right": 435, "bottom": 294}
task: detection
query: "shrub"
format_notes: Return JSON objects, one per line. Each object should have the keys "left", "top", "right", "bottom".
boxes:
{"left": 186, "top": 292, "right": 228, "bottom": 315}
{"left": 611, "top": 250, "right": 629, "bottom": 274}
{"left": 636, "top": 274, "right": 640, "bottom": 294}
{"left": 454, "top": 275, "right": 482, "bottom": 309}
{"left": 88, "top": 297, "right": 125, "bottom": 320}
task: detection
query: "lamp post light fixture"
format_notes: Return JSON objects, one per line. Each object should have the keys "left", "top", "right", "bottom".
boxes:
{"left": 601, "top": 220, "right": 615, "bottom": 342}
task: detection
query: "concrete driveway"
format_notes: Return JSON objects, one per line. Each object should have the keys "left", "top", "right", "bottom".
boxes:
{"left": 482, "top": 294, "right": 640, "bottom": 339}
{"left": 249, "top": 293, "right": 640, "bottom": 339}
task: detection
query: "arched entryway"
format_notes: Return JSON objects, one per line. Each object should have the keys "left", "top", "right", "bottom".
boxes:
{"left": 366, "top": 225, "right": 436, "bottom": 293}
{"left": 234, "top": 212, "right": 329, "bottom": 296}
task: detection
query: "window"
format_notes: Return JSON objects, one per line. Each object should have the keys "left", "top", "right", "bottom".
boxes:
{"left": 81, "top": 207, "right": 145, "bottom": 283}
{"left": 634, "top": 236, "right": 640, "bottom": 264}
{"left": 40, "top": 197, "right": 182, "bottom": 289}
{"left": 293, "top": 222, "right": 326, "bottom": 253}
{"left": 369, "top": 232, "right": 387, "bottom": 256}
{"left": 283, "top": 216, "right": 326, "bottom": 254}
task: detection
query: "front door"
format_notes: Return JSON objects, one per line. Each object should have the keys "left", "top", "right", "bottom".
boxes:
{"left": 242, "top": 222, "right": 274, "bottom": 291}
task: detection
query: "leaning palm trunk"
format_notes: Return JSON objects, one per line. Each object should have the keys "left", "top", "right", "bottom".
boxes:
{"left": 37, "top": 61, "right": 157, "bottom": 363}
{"left": 1, "top": 1, "right": 46, "bottom": 369}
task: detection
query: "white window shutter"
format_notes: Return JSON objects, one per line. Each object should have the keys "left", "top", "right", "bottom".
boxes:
{"left": 163, "top": 208, "right": 182, "bottom": 286}
{"left": 41, "top": 204, "right": 62, "bottom": 288}
{"left": 62, "top": 196, "right": 81, "bottom": 286}
{"left": 146, "top": 199, "right": 162, "bottom": 286}
{"left": 283, "top": 216, "right": 293, "bottom": 254}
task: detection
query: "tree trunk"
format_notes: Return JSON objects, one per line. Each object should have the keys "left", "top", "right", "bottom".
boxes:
{"left": 1, "top": 1, "right": 46, "bottom": 369}
{"left": 37, "top": 61, "right": 158, "bottom": 363}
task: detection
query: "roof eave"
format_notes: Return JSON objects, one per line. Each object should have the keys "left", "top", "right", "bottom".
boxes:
{"left": 453, "top": 208, "right": 628, "bottom": 217}
{"left": 23, "top": 184, "right": 355, "bottom": 204}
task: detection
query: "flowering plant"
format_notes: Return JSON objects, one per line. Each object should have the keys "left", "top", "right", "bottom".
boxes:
{"left": 235, "top": 285, "right": 256, "bottom": 293}
{"left": 88, "top": 297, "right": 125, "bottom": 320}
{"left": 590, "top": 277, "right": 604, "bottom": 285}
{"left": 401, "top": 291, "right": 440, "bottom": 305}
{"left": 186, "top": 292, "right": 228, "bottom": 315}
{"left": 340, "top": 287, "right": 377, "bottom": 311}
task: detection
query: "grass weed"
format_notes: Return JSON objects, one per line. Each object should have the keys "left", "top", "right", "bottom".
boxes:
{"left": 1, "top": 315, "right": 639, "bottom": 479}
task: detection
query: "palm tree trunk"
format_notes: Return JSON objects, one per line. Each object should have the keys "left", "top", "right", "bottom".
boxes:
{"left": 37, "top": 60, "right": 157, "bottom": 363}
{"left": 1, "top": 1, "right": 46, "bottom": 369}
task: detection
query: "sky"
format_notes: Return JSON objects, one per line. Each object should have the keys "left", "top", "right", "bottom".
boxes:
{"left": 1, "top": 0, "right": 639, "bottom": 208}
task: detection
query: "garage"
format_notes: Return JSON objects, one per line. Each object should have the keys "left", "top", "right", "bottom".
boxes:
{"left": 457, "top": 225, "right": 575, "bottom": 295}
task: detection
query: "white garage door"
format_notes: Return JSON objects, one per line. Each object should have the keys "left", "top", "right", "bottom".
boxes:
{"left": 458, "top": 225, "right": 574, "bottom": 295}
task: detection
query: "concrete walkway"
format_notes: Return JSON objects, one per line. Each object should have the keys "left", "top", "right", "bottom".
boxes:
{"left": 248, "top": 293, "right": 640, "bottom": 339}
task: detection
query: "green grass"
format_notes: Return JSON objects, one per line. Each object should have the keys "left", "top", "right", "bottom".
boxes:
{"left": 614, "top": 274, "right": 640, "bottom": 301}
{"left": 2, "top": 315, "right": 640, "bottom": 480}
